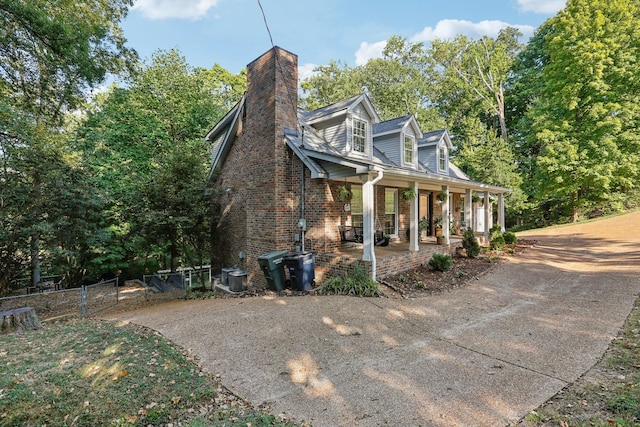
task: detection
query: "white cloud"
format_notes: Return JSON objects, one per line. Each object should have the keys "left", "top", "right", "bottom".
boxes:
{"left": 411, "top": 19, "right": 535, "bottom": 42}
{"left": 354, "top": 19, "right": 536, "bottom": 66}
{"left": 299, "top": 63, "right": 319, "bottom": 81}
{"left": 355, "top": 40, "right": 387, "bottom": 66}
{"left": 132, "top": 0, "right": 218, "bottom": 20}
{"left": 517, "top": 0, "right": 566, "bottom": 14}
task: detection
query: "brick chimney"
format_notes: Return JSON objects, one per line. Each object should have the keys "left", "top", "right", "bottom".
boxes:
{"left": 231, "top": 47, "right": 299, "bottom": 284}
{"left": 245, "top": 46, "right": 298, "bottom": 143}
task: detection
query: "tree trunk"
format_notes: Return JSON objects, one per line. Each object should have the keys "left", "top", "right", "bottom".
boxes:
{"left": 30, "top": 233, "right": 41, "bottom": 286}
{"left": 170, "top": 240, "right": 178, "bottom": 273}
{"left": 1, "top": 307, "right": 41, "bottom": 334}
{"left": 572, "top": 192, "right": 579, "bottom": 223}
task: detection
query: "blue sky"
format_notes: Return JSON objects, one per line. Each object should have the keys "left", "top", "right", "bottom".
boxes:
{"left": 123, "top": 0, "right": 566, "bottom": 80}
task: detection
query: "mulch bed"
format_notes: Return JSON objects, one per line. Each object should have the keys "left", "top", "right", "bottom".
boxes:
{"left": 380, "top": 240, "right": 537, "bottom": 298}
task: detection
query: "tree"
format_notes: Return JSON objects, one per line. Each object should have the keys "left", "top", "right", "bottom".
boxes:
{"left": 506, "top": 22, "right": 553, "bottom": 202}
{"left": 0, "top": 0, "right": 136, "bottom": 291}
{"left": 78, "top": 49, "right": 245, "bottom": 275}
{"left": 300, "top": 60, "right": 361, "bottom": 110}
{"left": 528, "top": 0, "right": 640, "bottom": 222}
{"left": 429, "top": 29, "right": 525, "bottom": 214}
{"left": 0, "top": 0, "right": 136, "bottom": 123}
{"left": 301, "top": 37, "right": 445, "bottom": 130}
{"left": 430, "top": 28, "right": 523, "bottom": 142}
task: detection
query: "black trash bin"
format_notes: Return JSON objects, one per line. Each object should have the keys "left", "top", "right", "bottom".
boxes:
{"left": 284, "top": 252, "right": 315, "bottom": 291}
{"left": 258, "top": 251, "right": 288, "bottom": 291}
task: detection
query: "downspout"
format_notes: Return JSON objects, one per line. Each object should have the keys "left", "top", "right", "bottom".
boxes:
{"left": 300, "top": 127, "right": 306, "bottom": 252}
{"left": 368, "top": 169, "right": 384, "bottom": 282}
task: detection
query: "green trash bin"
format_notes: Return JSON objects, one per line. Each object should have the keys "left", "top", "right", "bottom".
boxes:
{"left": 258, "top": 250, "right": 289, "bottom": 291}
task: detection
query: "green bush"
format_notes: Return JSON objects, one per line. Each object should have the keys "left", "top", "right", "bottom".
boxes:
{"left": 428, "top": 253, "right": 453, "bottom": 271}
{"left": 490, "top": 234, "right": 506, "bottom": 250}
{"left": 503, "top": 231, "right": 517, "bottom": 244}
{"left": 489, "top": 223, "right": 503, "bottom": 241}
{"left": 318, "top": 263, "right": 382, "bottom": 297}
{"left": 461, "top": 229, "right": 481, "bottom": 258}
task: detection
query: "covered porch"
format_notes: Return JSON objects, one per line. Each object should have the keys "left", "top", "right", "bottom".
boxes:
{"left": 325, "top": 168, "right": 509, "bottom": 281}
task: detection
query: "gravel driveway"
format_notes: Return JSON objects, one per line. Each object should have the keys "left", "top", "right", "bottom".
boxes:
{"left": 105, "top": 211, "right": 640, "bottom": 426}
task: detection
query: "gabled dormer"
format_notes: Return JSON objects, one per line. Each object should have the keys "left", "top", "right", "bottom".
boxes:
{"left": 300, "top": 92, "right": 379, "bottom": 161}
{"left": 372, "top": 115, "right": 423, "bottom": 169}
{"left": 417, "top": 129, "right": 453, "bottom": 175}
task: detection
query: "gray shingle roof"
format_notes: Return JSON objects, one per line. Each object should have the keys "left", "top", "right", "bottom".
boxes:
{"left": 418, "top": 128, "right": 447, "bottom": 146}
{"left": 373, "top": 115, "right": 411, "bottom": 135}
{"left": 300, "top": 94, "right": 361, "bottom": 123}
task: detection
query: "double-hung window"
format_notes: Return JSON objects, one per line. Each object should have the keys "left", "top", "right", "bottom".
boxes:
{"left": 350, "top": 185, "right": 363, "bottom": 227}
{"left": 384, "top": 188, "right": 398, "bottom": 236}
{"left": 438, "top": 147, "right": 446, "bottom": 171}
{"left": 352, "top": 119, "right": 366, "bottom": 153}
{"left": 404, "top": 135, "right": 414, "bottom": 164}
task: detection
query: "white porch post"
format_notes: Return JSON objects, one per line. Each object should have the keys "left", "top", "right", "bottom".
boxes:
{"left": 361, "top": 171, "right": 383, "bottom": 281}
{"left": 409, "top": 181, "right": 419, "bottom": 252}
{"left": 361, "top": 175, "right": 375, "bottom": 262}
{"left": 442, "top": 185, "right": 450, "bottom": 245}
{"left": 498, "top": 193, "right": 505, "bottom": 232}
{"left": 483, "top": 190, "right": 490, "bottom": 240}
{"left": 465, "top": 188, "right": 473, "bottom": 232}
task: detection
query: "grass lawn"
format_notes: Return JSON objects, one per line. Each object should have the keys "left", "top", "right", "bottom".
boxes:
{"left": 0, "top": 319, "right": 299, "bottom": 426}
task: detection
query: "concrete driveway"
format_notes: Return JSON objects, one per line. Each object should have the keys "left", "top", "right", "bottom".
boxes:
{"left": 105, "top": 211, "right": 640, "bottom": 426}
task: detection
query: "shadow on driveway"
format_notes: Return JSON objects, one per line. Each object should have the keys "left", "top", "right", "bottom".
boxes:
{"left": 105, "top": 211, "right": 640, "bottom": 426}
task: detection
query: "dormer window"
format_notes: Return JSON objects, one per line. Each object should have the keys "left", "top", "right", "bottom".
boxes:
{"left": 352, "top": 118, "right": 367, "bottom": 153}
{"left": 438, "top": 146, "right": 447, "bottom": 171}
{"left": 404, "top": 135, "right": 415, "bottom": 164}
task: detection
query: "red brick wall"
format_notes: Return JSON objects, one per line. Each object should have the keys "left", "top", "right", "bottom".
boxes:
{"left": 212, "top": 47, "right": 299, "bottom": 287}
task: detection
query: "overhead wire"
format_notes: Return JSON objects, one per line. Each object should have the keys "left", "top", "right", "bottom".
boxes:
{"left": 256, "top": 0, "right": 303, "bottom": 135}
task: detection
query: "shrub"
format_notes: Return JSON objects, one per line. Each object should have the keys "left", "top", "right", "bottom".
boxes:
{"left": 461, "top": 229, "right": 481, "bottom": 258}
{"left": 503, "top": 231, "right": 517, "bottom": 244}
{"left": 489, "top": 223, "right": 502, "bottom": 241}
{"left": 318, "top": 263, "right": 382, "bottom": 297}
{"left": 428, "top": 253, "right": 453, "bottom": 271}
{"left": 490, "top": 234, "right": 506, "bottom": 250}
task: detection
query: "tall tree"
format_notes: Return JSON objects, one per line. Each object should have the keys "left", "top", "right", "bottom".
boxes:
{"left": 301, "top": 37, "right": 444, "bottom": 130}
{"left": 0, "top": 0, "right": 136, "bottom": 290}
{"left": 506, "top": 21, "right": 553, "bottom": 201}
{"left": 430, "top": 28, "right": 523, "bottom": 141}
{"left": 528, "top": 0, "right": 640, "bottom": 222}
{"left": 300, "top": 60, "right": 361, "bottom": 110}
{"left": 429, "top": 29, "right": 525, "bottom": 212}
{"left": 78, "top": 50, "right": 245, "bottom": 274}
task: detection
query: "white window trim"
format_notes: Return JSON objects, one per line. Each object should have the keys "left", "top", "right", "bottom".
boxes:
{"left": 438, "top": 145, "right": 448, "bottom": 173}
{"left": 351, "top": 117, "right": 368, "bottom": 156}
{"left": 384, "top": 188, "right": 398, "bottom": 237}
{"left": 402, "top": 133, "right": 415, "bottom": 166}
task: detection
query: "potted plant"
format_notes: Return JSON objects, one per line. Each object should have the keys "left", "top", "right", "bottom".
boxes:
{"left": 472, "top": 193, "right": 481, "bottom": 204}
{"left": 400, "top": 187, "right": 417, "bottom": 200}
{"left": 434, "top": 216, "right": 443, "bottom": 237}
{"left": 436, "top": 191, "right": 447, "bottom": 203}
{"left": 418, "top": 216, "right": 430, "bottom": 240}
{"left": 336, "top": 185, "right": 352, "bottom": 202}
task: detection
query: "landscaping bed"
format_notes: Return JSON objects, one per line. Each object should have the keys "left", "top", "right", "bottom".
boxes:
{"left": 380, "top": 240, "right": 537, "bottom": 298}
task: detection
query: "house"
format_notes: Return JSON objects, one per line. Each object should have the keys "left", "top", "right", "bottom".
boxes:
{"left": 205, "top": 47, "right": 509, "bottom": 286}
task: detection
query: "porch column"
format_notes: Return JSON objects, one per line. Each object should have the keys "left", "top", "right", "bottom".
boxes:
{"left": 361, "top": 170, "right": 383, "bottom": 281}
{"left": 409, "top": 181, "right": 419, "bottom": 252}
{"left": 361, "top": 175, "right": 375, "bottom": 262}
{"left": 483, "top": 190, "right": 490, "bottom": 240}
{"left": 442, "top": 185, "right": 450, "bottom": 245}
{"left": 498, "top": 193, "right": 505, "bottom": 232}
{"left": 465, "top": 188, "right": 473, "bottom": 232}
